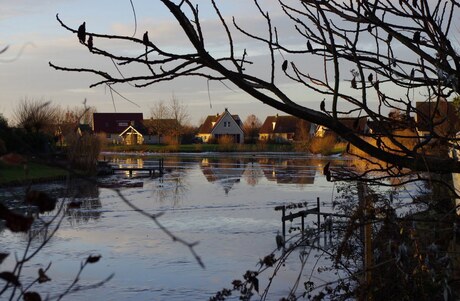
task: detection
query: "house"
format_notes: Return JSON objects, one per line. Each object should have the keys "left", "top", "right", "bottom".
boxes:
{"left": 196, "top": 108, "right": 244, "bottom": 143}
{"left": 119, "top": 119, "right": 180, "bottom": 145}
{"left": 142, "top": 118, "right": 181, "bottom": 144}
{"left": 367, "top": 118, "right": 416, "bottom": 136}
{"left": 415, "top": 100, "right": 460, "bottom": 137}
{"left": 314, "top": 117, "right": 368, "bottom": 139}
{"left": 259, "top": 114, "right": 313, "bottom": 142}
{"left": 119, "top": 122, "right": 148, "bottom": 145}
{"left": 92, "top": 113, "right": 143, "bottom": 144}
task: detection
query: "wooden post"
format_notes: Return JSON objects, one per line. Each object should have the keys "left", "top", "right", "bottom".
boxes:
{"left": 159, "top": 158, "right": 164, "bottom": 175}
{"left": 301, "top": 215, "right": 305, "bottom": 239}
{"left": 282, "top": 206, "right": 286, "bottom": 241}
{"left": 317, "top": 197, "right": 321, "bottom": 230}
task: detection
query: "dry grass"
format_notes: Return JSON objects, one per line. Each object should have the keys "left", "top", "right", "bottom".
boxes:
{"left": 217, "top": 135, "right": 236, "bottom": 152}
{"left": 163, "top": 135, "right": 180, "bottom": 152}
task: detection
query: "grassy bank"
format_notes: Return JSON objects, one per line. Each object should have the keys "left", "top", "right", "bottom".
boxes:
{"left": 0, "top": 161, "right": 69, "bottom": 185}
{"left": 102, "top": 143, "right": 296, "bottom": 153}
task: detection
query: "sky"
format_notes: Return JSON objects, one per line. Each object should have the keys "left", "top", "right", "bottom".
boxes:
{"left": 2, "top": 1, "right": 454, "bottom": 127}
{"left": 0, "top": 0, "right": 303, "bottom": 126}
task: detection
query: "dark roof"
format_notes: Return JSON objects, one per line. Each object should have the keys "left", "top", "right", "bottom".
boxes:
{"left": 338, "top": 117, "right": 368, "bottom": 133}
{"left": 259, "top": 115, "right": 307, "bottom": 134}
{"left": 416, "top": 100, "right": 460, "bottom": 135}
{"left": 367, "top": 118, "right": 416, "bottom": 135}
{"left": 143, "top": 118, "right": 179, "bottom": 135}
{"left": 198, "top": 110, "right": 242, "bottom": 134}
{"left": 93, "top": 113, "right": 143, "bottom": 134}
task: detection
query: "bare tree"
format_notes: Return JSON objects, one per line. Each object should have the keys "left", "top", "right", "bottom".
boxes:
{"left": 149, "top": 100, "right": 169, "bottom": 121}
{"left": 147, "top": 100, "right": 171, "bottom": 143}
{"left": 48, "top": 2, "right": 460, "bottom": 299}
{"left": 13, "top": 98, "right": 58, "bottom": 134}
{"left": 169, "top": 95, "right": 190, "bottom": 141}
{"left": 148, "top": 97, "right": 189, "bottom": 143}
{"left": 49, "top": 0, "right": 460, "bottom": 174}
{"left": 243, "top": 114, "right": 262, "bottom": 143}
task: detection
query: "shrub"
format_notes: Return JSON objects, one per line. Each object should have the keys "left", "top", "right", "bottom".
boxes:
{"left": 65, "top": 133, "right": 102, "bottom": 174}
{"left": 309, "top": 134, "right": 337, "bottom": 155}
{"left": 255, "top": 139, "right": 268, "bottom": 151}
{"left": 163, "top": 135, "right": 180, "bottom": 152}
{"left": 217, "top": 135, "right": 236, "bottom": 152}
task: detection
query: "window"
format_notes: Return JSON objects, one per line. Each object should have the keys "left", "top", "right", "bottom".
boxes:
{"left": 118, "top": 122, "right": 128, "bottom": 127}
{"left": 223, "top": 121, "right": 231, "bottom": 127}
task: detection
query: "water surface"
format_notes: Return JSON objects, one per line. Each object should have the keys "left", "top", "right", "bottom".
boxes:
{"left": 1, "top": 153, "right": 348, "bottom": 300}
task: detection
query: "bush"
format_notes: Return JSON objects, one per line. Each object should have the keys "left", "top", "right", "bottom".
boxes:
{"left": 65, "top": 133, "right": 103, "bottom": 174}
{"left": 217, "top": 135, "right": 236, "bottom": 152}
{"left": 309, "top": 134, "right": 337, "bottom": 155}
{"left": 163, "top": 135, "right": 180, "bottom": 152}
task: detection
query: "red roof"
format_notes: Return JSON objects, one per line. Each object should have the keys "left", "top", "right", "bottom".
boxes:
{"left": 93, "top": 113, "right": 143, "bottom": 134}
{"left": 416, "top": 100, "right": 460, "bottom": 136}
{"left": 259, "top": 115, "right": 308, "bottom": 134}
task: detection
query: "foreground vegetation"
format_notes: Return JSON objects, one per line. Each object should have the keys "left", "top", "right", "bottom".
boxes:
{"left": 0, "top": 161, "right": 69, "bottom": 185}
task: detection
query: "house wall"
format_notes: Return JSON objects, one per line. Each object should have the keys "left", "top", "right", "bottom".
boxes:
{"left": 259, "top": 133, "right": 291, "bottom": 141}
{"left": 197, "top": 133, "right": 212, "bottom": 143}
{"left": 143, "top": 135, "right": 165, "bottom": 144}
{"left": 102, "top": 133, "right": 123, "bottom": 144}
{"left": 259, "top": 134, "right": 270, "bottom": 140}
{"left": 212, "top": 113, "right": 244, "bottom": 143}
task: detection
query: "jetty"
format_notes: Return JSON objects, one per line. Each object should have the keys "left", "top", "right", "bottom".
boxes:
{"left": 97, "top": 159, "right": 164, "bottom": 177}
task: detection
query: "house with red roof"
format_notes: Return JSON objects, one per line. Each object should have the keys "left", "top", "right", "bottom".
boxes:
{"left": 259, "top": 114, "right": 313, "bottom": 142}
{"left": 196, "top": 108, "right": 244, "bottom": 143}
{"left": 415, "top": 100, "right": 460, "bottom": 137}
{"left": 314, "top": 116, "right": 369, "bottom": 139}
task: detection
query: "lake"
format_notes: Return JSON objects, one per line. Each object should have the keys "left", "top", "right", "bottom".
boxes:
{"left": 1, "top": 153, "right": 350, "bottom": 300}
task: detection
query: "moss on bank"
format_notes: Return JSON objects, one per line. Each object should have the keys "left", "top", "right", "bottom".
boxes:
{"left": 0, "top": 162, "right": 69, "bottom": 185}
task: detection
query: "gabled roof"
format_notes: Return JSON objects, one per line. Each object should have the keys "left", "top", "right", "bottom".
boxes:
{"left": 415, "top": 100, "right": 460, "bottom": 135}
{"left": 93, "top": 113, "right": 143, "bottom": 134}
{"left": 198, "top": 109, "right": 242, "bottom": 134}
{"left": 259, "top": 115, "right": 306, "bottom": 134}
{"left": 119, "top": 123, "right": 149, "bottom": 136}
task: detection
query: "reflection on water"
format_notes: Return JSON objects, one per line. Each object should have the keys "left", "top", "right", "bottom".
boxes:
{"left": 201, "top": 157, "right": 244, "bottom": 194}
{"left": 1, "top": 153, "right": 346, "bottom": 301}
{"left": 108, "top": 155, "right": 338, "bottom": 195}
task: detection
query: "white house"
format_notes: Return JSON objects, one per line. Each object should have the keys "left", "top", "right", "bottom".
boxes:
{"left": 196, "top": 108, "right": 244, "bottom": 143}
